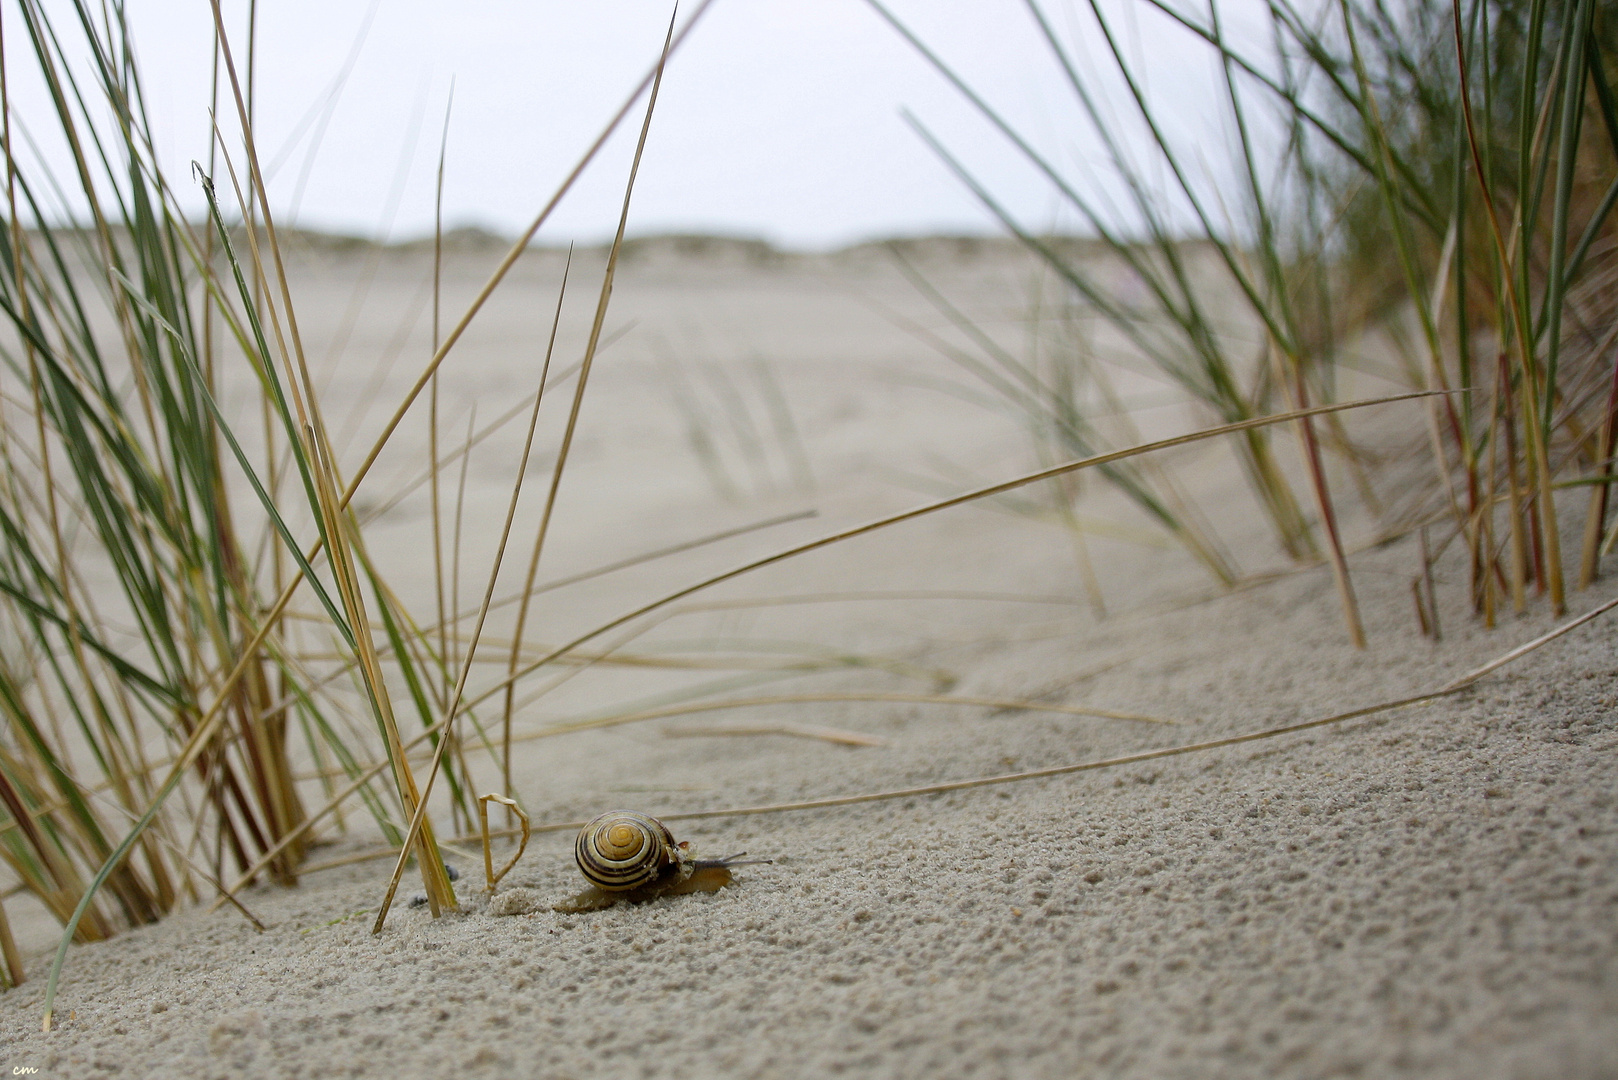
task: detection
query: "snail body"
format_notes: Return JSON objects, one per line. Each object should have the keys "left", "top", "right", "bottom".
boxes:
{"left": 555, "top": 810, "right": 765, "bottom": 913}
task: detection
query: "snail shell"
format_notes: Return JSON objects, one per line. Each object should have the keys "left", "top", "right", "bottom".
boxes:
{"left": 557, "top": 812, "right": 769, "bottom": 913}
{"left": 574, "top": 810, "right": 682, "bottom": 892}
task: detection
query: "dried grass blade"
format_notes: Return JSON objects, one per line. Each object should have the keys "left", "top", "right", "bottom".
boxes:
{"left": 499, "top": 250, "right": 574, "bottom": 800}
{"left": 449, "top": 587, "right": 1617, "bottom": 854}
{"left": 518, "top": 692, "right": 1179, "bottom": 744}
{"left": 483, "top": 393, "right": 1447, "bottom": 705}
{"left": 663, "top": 724, "right": 889, "bottom": 747}
{"left": 338, "top": 0, "right": 719, "bottom": 513}
{"left": 372, "top": 8, "right": 683, "bottom": 935}
{"left": 431, "top": 86, "right": 453, "bottom": 711}
{"left": 0, "top": 895, "right": 22, "bottom": 986}
{"left": 625, "top": 593, "right": 1618, "bottom": 825}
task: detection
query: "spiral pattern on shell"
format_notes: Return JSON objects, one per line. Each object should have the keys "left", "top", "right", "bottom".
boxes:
{"left": 574, "top": 811, "right": 679, "bottom": 891}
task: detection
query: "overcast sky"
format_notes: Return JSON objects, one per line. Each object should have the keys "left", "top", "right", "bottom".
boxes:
{"left": 13, "top": 0, "right": 1273, "bottom": 249}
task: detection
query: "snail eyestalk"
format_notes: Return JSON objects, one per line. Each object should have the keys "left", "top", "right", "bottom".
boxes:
{"left": 478, "top": 794, "right": 530, "bottom": 892}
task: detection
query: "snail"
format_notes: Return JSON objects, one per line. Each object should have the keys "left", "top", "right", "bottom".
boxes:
{"left": 553, "top": 810, "right": 766, "bottom": 913}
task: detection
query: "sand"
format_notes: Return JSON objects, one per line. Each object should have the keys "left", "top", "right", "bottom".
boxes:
{"left": 1, "top": 235, "right": 1615, "bottom": 1078}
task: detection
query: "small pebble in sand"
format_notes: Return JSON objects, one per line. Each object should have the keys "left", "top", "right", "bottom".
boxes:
{"left": 406, "top": 863, "right": 458, "bottom": 905}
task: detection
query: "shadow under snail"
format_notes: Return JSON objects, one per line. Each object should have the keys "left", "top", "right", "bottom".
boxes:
{"left": 553, "top": 810, "right": 766, "bottom": 914}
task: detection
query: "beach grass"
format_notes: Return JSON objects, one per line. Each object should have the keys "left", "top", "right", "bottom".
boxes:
{"left": 869, "top": 0, "right": 1616, "bottom": 641}
{"left": 0, "top": 0, "right": 1611, "bottom": 1044}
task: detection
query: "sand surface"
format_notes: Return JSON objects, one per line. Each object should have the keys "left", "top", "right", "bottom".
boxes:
{"left": 1, "top": 235, "right": 1615, "bottom": 1078}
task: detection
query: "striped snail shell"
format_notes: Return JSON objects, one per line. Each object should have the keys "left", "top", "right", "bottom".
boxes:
{"left": 574, "top": 810, "right": 683, "bottom": 892}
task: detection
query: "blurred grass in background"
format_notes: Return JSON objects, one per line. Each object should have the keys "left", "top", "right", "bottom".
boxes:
{"left": 874, "top": 0, "right": 1616, "bottom": 638}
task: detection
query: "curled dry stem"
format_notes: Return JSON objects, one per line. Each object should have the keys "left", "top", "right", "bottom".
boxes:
{"left": 478, "top": 794, "right": 529, "bottom": 892}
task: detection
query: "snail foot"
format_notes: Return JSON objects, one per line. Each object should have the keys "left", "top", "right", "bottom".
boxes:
{"left": 551, "top": 864, "right": 735, "bottom": 914}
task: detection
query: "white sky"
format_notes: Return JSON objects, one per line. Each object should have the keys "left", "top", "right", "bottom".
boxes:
{"left": 13, "top": 0, "right": 1276, "bottom": 249}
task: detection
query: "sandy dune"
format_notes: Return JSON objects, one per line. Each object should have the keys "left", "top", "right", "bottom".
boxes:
{"left": 1, "top": 235, "right": 1614, "bottom": 1079}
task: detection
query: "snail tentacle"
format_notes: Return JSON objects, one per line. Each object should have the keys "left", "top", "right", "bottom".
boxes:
{"left": 695, "top": 851, "right": 772, "bottom": 869}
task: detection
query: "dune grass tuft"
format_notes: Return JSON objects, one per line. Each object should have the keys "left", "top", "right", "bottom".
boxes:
{"left": 869, "top": 0, "right": 1617, "bottom": 640}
